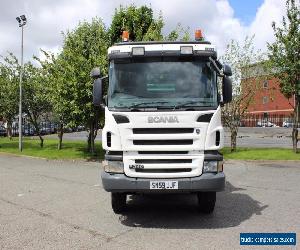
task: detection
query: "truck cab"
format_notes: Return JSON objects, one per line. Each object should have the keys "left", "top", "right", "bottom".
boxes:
{"left": 92, "top": 31, "right": 232, "bottom": 214}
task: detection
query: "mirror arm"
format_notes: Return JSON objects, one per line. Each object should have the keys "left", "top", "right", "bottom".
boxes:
{"left": 100, "top": 75, "right": 108, "bottom": 80}
{"left": 209, "top": 57, "right": 224, "bottom": 77}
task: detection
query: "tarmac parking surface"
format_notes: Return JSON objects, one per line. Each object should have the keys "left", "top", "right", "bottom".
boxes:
{"left": 0, "top": 155, "right": 299, "bottom": 249}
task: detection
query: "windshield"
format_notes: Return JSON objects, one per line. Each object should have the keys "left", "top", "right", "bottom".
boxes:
{"left": 108, "top": 58, "right": 217, "bottom": 110}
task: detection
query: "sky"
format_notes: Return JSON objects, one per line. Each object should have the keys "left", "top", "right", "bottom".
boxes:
{"left": 0, "top": 0, "right": 286, "bottom": 62}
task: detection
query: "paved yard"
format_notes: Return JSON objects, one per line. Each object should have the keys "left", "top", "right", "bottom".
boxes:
{"left": 0, "top": 155, "right": 299, "bottom": 249}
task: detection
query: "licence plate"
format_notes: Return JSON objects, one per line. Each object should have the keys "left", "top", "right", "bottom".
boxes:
{"left": 150, "top": 181, "right": 178, "bottom": 190}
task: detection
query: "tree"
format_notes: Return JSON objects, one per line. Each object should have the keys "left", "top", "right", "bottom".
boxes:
{"left": 109, "top": 5, "right": 190, "bottom": 44}
{"left": 39, "top": 18, "right": 109, "bottom": 153}
{"left": 109, "top": 5, "right": 163, "bottom": 44}
{"left": 221, "top": 36, "right": 265, "bottom": 152}
{"left": 0, "top": 53, "right": 19, "bottom": 139}
{"left": 22, "top": 62, "right": 52, "bottom": 147}
{"left": 36, "top": 51, "right": 77, "bottom": 150}
{"left": 268, "top": 0, "right": 300, "bottom": 152}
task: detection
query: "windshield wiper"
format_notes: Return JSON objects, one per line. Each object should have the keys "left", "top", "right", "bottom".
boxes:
{"left": 129, "top": 101, "right": 170, "bottom": 108}
{"left": 173, "top": 101, "right": 202, "bottom": 109}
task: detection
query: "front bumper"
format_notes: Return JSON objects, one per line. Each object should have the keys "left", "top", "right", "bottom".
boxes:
{"left": 101, "top": 171, "right": 225, "bottom": 193}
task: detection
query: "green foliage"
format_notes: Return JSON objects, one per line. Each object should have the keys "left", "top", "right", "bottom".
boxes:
{"left": 109, "top": 5, "right": 190, "bottom": 44}
{"left": 109, "top": 5, "right": 162, "bottom": 44}
{"left": 0, "top": 53, "right": 19, "bottom": 125}
{"left": 22, "top": 62, "right": 52, "bottom": 146}
{"left": 222, "top": 147, "right": 300, "bottom": 160}
{"left": 39, "top": 18, "right": 109, "bottom": 129}
{"left": 268, "top": 0, "right": 300, "bottom": 152}
{"left": 166, "top": 23, "right": 191, "bottom": 42}
{"left": 268, "top": 0, "right": 300, "bottom": 99}
{"left": 37, "top": 18, "right": 109, "bottom": 152}
{"left": 221, "top": 36, "right": 264, "bottom": 152}
{"left": 0, "top": 137, "right": 104, "bottom": 160}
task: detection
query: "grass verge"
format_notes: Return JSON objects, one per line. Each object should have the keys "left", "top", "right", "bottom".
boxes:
{"left": 1, "top": 137, "right": 299, "bottom": 161}
{"left": 221, "top": 147, "right": 300, "bottom": 160}
{"left": 0, "top": 137, "right": 104, "bottom": 160}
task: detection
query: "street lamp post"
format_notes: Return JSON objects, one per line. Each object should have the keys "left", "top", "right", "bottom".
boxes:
{"left": 16, "top": 15, "right": 27, "bottom": 152}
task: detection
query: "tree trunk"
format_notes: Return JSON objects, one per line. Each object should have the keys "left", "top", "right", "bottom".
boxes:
{"left": 292, "top": 96, "right": 299, "bottom": 153}
{"left": 230, "top": 127, "right": 238, "bottom": 152}
{"left": 87, "top": 113, "right": 99, "bottom": 155}
{"left": 88, "top": 121, "right": 95, "bottom": 154}
{"left": 6, "top": 121, "right": 12, "bottom": 140}
{"left": 57, "top": 123, "right": 64, "bottom": 150}
{"left": 38, "top": 134, "right": 44, "bottom": 148}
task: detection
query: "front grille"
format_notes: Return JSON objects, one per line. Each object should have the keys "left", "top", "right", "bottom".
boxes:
{"left": 135, "top": 168, "right": 192, "bottom": 173}
{"left": 135, "top": 159, "right": 192, "bottom": 164}
{"left": 133, "top": 128, "right": 194, "bottom": 134}
{"left": 133, "top": 139, "right": 193, "bottom": 145}
{"left": 138, "top": 151, "right": 189, "bottom": 154}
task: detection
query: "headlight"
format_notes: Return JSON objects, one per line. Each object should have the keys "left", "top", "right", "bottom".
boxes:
{"left": 203, "top": 161, "right": 223, "bottom": 173}
{"left": 103, "top": 160, "right": 124, "bottom": 173}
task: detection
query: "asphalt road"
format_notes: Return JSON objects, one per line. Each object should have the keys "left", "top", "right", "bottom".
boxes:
{"left": 0, "top": 155, "right": 299, "bottom": 249}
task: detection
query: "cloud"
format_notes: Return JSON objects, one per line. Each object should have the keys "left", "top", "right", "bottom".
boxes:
{"left": 0, "top": 0, "right": 287, "bottom": 62}
{"left": 249, "top": 0, "right": 286, "bottom": 51}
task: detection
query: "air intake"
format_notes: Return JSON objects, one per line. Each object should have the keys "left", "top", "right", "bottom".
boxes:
{"left": 112, "top": 114, "right": 129, "bottom": 124}
{"left": 197, "top": 113, "right": 213, "bottom": 122}
{"left": 216, "top": 131, "right": 220, "bottom": 146}
{"left": 107, "top": 132, "right": 111, "bottom": 147}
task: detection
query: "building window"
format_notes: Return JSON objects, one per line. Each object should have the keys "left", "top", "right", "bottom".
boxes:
{"left": 263, "top": 80, "right": 268, "bottom": 89}
{"left": 263, "top": 96, "right": 269, "bottom": 104}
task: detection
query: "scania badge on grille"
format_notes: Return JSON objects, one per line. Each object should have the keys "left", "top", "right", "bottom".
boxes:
{"left": 148, "top": 116, "right": 179, "bottom": 123}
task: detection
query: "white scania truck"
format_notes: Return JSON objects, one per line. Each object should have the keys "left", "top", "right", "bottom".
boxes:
{"left": 92, "top": 30, "right": 232, "bottom": 214}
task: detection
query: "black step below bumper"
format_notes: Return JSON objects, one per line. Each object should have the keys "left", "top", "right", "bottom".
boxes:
{"left": 101, "top": 171, "right": 225, "bottom": 193}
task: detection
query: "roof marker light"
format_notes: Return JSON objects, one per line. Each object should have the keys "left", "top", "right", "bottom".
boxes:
{"left": 122, "top": 30, "right": 129, "bottom": 42}
{"left": 195, "top": 29, "right": 204, "bottom": 41}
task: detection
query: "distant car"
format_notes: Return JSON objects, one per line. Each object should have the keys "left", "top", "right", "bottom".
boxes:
{"left": 23, "top": 126, "right": 35, "bottom": 136}
{"left": 257, "top": 120, "right": 279, "bottom": 127}
{"left": 283, "top": 119, "right": 300, "bottom": 128}
{"left": 283, "top": 119, "right": 292, "bottom": 128}
{"left": 0, "top": 125, "right": 7, "bottom": 136}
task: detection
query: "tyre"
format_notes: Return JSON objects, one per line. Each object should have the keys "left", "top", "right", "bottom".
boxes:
{"left": 197, "top": 192, "right": 216, "bottom": 214}
{"left": 111, "top": 193, "right": 127, "bottom": 214}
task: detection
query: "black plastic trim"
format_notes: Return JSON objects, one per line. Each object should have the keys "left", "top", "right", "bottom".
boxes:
{"left": 112, "top": 114, "right": 130, "bottom": 124}
{"left": 109, "top": 50, "right": 217, "bottom": 60}
{"left": 133, "top": 128, "right": 194, "bottom": 134}
{"left": 197, "top": 113, "right": 213, "bottom": 122}
{"left": 105, "top": 151, "right": 123, "bottom": 161}
{"left": 138, "top": 151, "right": 189, "bottom": 154}
{"left": 114, "top": 41, "right": 211, "bottom": 45}
{"left": 133, "top": 139, "right": 193, "bottom": 145}
{"left": 135, "top": 159, "right": 192, "bottom": 164}
{"left": 204, "top": 151, "right": 223, "bottom": 161}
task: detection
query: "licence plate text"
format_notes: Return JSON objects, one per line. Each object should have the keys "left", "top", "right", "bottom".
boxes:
{"left": 150, "top": 181, "right": 178, "bottom": 190}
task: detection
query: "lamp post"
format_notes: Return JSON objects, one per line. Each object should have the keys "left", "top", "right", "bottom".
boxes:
{"left": 16, "top": 15, "right": 27, "bottom": 152}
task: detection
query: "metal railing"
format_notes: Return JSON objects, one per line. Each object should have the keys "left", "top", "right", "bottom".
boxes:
{"left": 240, "top": 114, "right": 297, "bottom": 127}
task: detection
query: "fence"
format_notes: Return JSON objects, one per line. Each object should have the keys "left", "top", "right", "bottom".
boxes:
{"left": 241, "top": 114, "right": 294, "bottom": 127}
{"left": 9, "top": 121, "right": 58, "bottom": 137}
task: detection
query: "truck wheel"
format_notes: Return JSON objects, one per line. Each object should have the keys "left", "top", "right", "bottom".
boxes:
{"left": 111, "top": 193, "right": 126, "bottom": 214}
{"left": 197, "top": 192, "right": 216, "bottom": 214}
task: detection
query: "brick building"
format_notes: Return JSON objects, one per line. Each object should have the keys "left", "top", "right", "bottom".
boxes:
{"left": 247, "top": 77, "right": 295, "bottom": 116}
{"left": 241, "top": 63, "right": 295, "bottom": 127}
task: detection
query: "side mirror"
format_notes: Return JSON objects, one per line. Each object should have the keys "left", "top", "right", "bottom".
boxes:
{"left": 223, "top": 64, "right": 232, "bottom": 76}
{"left": 222, "top": 76, "right": 232, "bottom": 104}
{"left": 93, "top": 78, "right": 103, "bottom": 107}
{"left": 91, "top": 67, "right": 103, "bottom": 107}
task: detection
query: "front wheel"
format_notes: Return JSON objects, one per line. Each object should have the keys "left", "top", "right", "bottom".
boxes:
{"left": 197, "top": 192, "right": 216, "bottom": 214}
{"left": 111, "top": 193, "right": 127, "bottom": 214}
